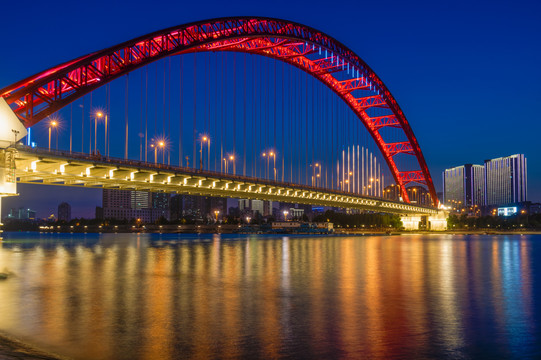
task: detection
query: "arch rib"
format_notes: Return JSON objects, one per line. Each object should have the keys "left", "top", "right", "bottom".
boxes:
{"left": 0, "top": 16, "right": 438, "bottom": 206}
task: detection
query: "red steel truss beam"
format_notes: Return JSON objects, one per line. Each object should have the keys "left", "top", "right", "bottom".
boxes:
{"left": 384, "top": 142, "right": 415, "bottom": 157}
{"left": 399, "top": 171, "right": 426, "bottom": 185}
{"left": 0, "top": 16, "right": 437, "bottom": 206}
{"left": 338, "top": 78, "right": 370, "bottom": 94}
{"left": 368, "top": 115, "right": 401, "bottom": 130}
{"left": 354, "top": 95, "right": 388, "bottom": 110}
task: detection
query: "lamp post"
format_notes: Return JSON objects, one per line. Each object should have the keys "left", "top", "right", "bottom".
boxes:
{"left": 246, "top": 216, "right": 251, "bottom": 224}
{"left": 229, "top": 155, "right": 235, "bottom": 174}
{"left": 283, "top": 210, "right": 289, "bottom": 221}
{"left": 151, "top": 143, "right": 157, "bottom": 164}
{"left": 200, "top": 136, "right": 209, "bottom": 170}
{"left": 104, "top": 113, "right": 108, "bottom": 156}
{"left": 214, "top": 210, "right": 220, "bottom": 223}
{"left": 94, "top": 111, "right": 103, "bottom": 154}
{"left": 262, "top": 152, "right": 267, "bottom": 178}
{"left": 269, "top": 151, "right": 276, "bottom": 181}
{"left": 48, "top": 120, "right": 57, "bottom": 150}
{"left": 159, "top": 140, "right": 165, "bottom": 163}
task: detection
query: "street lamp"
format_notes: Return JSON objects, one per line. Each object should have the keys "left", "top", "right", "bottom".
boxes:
{"left": 246, "top": 216, "right": 251, "bottom": 224}
{"left": 214, "top": 210, "right": 220, "bottom": 223}
{"left": 94, "top": 111, "right": 103, "bottom": 154}
{"left": 150, "top": 140, "right": 165, "bottom": 164}
{"left": 229, "top": 155, "right": 235, "bottom": 174}
{"left": 159, "top": 140, "right": 166, "bottom": 163}
{"left": 269, "top": 151, "right": 276, "bottom": 181}
{"left": 200, "top": 135, "right": 210, "bottom": 170}
{"left": 283, "top": 210, "right": 289, "bottom": 221}
{"left": 48, "top": 119, "right": 58, "bottom": 150}
{"left": 262, "top": 152, "right": 267, "bottom": 178}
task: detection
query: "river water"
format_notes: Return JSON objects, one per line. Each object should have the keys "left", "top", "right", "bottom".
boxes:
{"left": 0, "top": 232, "right": 540, "bottom": 359}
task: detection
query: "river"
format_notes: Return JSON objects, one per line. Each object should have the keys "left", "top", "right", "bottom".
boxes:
{"left": 0, "top": 232, "right": 540, "bottom": 359}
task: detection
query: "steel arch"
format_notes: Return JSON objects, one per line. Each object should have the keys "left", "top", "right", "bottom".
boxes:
{"left": 0, "top": 16, "right": 438, "bottom": 206}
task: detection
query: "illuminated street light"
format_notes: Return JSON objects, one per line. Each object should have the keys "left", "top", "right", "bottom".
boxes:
{"left": 283, "top": 210, "right": 289, "bottom": 221}
{"left": 214, "top": 210, "right": 220, "bottom": 223}
{"left": 229, "top": 155, "right": 236, "bottom": 174}
{"left": 150, "top": 139, "right": 166, "bottom": 164}
{"left": 94, "top": 111, "right": 103, "bottom": 154}
{"left": 159, "top": 140, "right": 166, "bottom": 163}
{"left": 269, "top": 151, "right": 276, "bottom": 181}
{"left": 200, "top": 135, "right": 210, "bottom": 170}
{"left": 262, "top": 152, "right": 269, "bottom": 178}
{"left": 48, "top": 119, "right": 58, "bottom": 150}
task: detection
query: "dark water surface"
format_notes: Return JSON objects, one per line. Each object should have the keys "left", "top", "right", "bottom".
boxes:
{"left": 0, "top": 232, "right": 540, "bottom": 359}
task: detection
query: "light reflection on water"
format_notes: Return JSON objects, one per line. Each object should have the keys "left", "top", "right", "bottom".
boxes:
{"left": 0, "top": 233, "right": 540, "bottom": 359}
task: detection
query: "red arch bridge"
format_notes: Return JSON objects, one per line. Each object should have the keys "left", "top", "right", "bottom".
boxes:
{"left": 0, "top": 17, "right": 445, "bottom": 226}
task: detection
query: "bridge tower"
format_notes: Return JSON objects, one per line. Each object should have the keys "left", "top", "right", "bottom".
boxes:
{"left": 0, "top": 98, "right": 26, "bottom": 227}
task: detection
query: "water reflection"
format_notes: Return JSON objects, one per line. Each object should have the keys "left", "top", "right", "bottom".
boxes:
{"left": 0, "top": 233, "right": 539, "bottom": 359}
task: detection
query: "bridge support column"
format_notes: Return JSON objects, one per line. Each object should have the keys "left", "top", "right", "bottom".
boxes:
{"left": 401, "top": 210, "right": 448, "bottom": 231}
{"left": 0, "top": 149, "right": 19, "bottom": 230}
{"left": 0, "top": 97, "right": 26, "bottom": 231}
{"left": 400, "top": 215, "right": 423, "bottom": 230}
{"left": 428, "top": 211, "right": 448, "bottom": 230}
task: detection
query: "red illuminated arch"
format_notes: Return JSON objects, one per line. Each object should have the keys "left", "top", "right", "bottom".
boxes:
{"left": 0, "top": 17, "right": 438, "bottom": 205}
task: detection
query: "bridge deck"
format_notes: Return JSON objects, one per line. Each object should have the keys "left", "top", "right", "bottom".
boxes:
{"left": 10, "top": 146, "right": 437, "bottom": 215}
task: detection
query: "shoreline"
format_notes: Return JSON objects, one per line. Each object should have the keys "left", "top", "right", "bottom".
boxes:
{"left": 3, "top": 229, "right": 541, "bottom": 237}
{"left": 0, "top": 331, "right": 65, "bottom": 360}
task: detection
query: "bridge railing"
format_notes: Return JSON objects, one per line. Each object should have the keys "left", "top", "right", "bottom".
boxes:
{"left": 13, "top": 144, "right": 436, "bottom": 210}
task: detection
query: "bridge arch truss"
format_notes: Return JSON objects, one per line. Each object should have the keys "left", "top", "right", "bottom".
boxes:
{"left": 0, "top": 17, "right": 437, "bottom": 205}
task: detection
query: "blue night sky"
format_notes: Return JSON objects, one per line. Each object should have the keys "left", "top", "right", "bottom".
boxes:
{"left": 1, "top": 0, "right": 540, "bottom": 218}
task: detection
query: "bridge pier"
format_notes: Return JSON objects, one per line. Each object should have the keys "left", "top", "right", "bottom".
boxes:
{"left": 401, "top": 211, "right": 448, "bottom": 231}
{"left": 0, "top": 98, "right": 25, "bottom": 229}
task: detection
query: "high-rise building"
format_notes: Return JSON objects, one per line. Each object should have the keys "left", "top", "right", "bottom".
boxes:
{"left": 102, "top": 189, "right": 170, "bottom": 222}
{"left": 406, "top": 186, "right": 432, "bottom": 206}
{"left": 383, "top": 184, "right": 401, "bottom": 201}
{"left": 484, "top": 154, "right": 527, "bottom": 205}
{"left": 58, "top": 202, "right": 71, "bottom": 222}
{"left": 443, "top": 164, "right": 484, "bottom": 209}
{"left": 238, "top": 199, "right": 273, "bottom": 216}
{"left": 7, "top": 207, "right": 36, "bottom": 220}
{"left": 443, "top": 154, "right": 527, "bottom": 209}
{"left": 170, "top": 194, "right": 226, "bottom": 221}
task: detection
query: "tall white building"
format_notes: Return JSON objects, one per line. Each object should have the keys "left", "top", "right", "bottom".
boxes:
{"left": 443, "top": 154, "right": 526, "bottom": 208}
{"left": 484, "top": 154, "right": 527, "bottom": 205}
{"left": 443, "top": 164, "right": 484, "bottom": 208}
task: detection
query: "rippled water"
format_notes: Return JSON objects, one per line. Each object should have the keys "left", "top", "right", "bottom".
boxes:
{"left": 0, "top": 232, "right": 540, "bottom": 359}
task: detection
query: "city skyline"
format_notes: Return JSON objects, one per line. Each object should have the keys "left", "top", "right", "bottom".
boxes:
{"left": 1, "top": 0, "right": 540, "bottom": 217}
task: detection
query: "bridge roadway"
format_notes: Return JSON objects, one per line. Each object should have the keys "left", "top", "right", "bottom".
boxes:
{"left": 9, "top": 145, "right": 437, "bottom": 215}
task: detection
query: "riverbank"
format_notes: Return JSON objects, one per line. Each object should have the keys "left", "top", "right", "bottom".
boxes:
{"left": 0, "top": 332, "right": 64, "bottom": 360}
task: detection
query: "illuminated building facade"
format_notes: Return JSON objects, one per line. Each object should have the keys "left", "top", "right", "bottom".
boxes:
{"left": 406, "top": 186, "right": 432, "bottom": 206}
{"left": 484, "top": 154, "right": 527, "bottom": 206}
{"left": 443, "top": 164, "right": 484, "bottom": 209}
{"left": 102, "top": 189, "right": 170, "bottom": 222}
{"left": 57, "top": 202, "right": 71, "bottom": 222}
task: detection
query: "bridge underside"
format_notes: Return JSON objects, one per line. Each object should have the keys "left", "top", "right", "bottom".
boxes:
{"left": 9, "top": 146, "right": 437, "bottom": 216}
